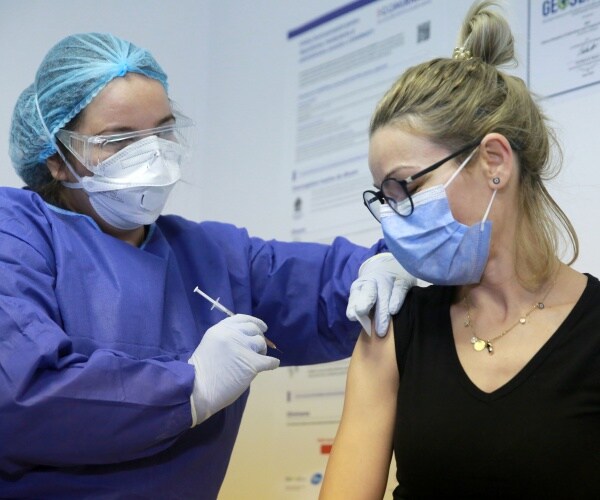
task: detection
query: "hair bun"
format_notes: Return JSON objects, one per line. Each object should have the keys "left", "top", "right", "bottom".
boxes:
{"left": 456, "top": 0, "right": 516, "bottom": 67}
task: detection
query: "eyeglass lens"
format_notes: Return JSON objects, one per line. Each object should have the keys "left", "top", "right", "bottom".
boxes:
{"left": 363, "top": 191, "right": 383, "bottom": 221}
{"left": 362, "top": 181, "right": 414, "bottom": 221}
{"left": 381, "top": 179, "right": 413, "bottom": 216}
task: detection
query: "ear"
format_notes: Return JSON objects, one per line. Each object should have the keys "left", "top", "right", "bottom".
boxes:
{"left": 479, "top": 133, "right": 514, "bottom": 190}
{"left": 46, "top": 153, "right": 70, "bottom": 181}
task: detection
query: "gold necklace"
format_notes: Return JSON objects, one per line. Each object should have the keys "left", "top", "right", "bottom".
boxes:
{"left": 463, "top": 280, "right": 555, "bottom": 355}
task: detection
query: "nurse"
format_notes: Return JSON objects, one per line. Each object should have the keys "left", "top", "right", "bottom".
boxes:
{"left": 0, "top": 33, "right": 415, "bottom": 498}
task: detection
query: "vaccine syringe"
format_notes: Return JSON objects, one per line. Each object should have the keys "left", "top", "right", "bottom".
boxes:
{"left": 193, "top": 286, "right": 280, "bottom": 352}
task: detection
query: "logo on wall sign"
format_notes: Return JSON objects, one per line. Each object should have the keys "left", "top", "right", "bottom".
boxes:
{"left": 311, "top": 472, "right": 323, "bottom": 485}
{"left": 542, "top": 0, "right": 587, "bottom": 17}
{"left": 377, "top": 0, "right": 425, "bottom": 19}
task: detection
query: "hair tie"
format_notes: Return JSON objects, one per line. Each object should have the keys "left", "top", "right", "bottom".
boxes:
{"left": 453, "top": 46, "right": 472, "bottom": 60}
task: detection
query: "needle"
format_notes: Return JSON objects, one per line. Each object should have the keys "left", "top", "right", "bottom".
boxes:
{"left": 193, "top": 286, "right": 235, "bottom": 316}
{"left": 193, "top": 286, "right": 281, "bottom": 352}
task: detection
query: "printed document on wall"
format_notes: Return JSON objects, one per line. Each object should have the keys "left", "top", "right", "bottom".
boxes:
{"left": 284, "top": 0, "right": 468, "bottom": 247}
{"left": 529, "top": 0, "right": 600, "bottom": 97}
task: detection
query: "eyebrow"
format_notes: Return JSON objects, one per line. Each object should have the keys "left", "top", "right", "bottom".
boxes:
{"left": 372, "top": 164, "right": 420, "bottom": 188}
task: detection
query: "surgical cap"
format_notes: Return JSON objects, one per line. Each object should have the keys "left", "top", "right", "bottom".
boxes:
{"left": 9, "top": 32, "right": 169, "bottom": 188}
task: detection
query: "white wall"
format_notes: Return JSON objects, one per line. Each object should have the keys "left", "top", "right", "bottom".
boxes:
{"left": 541, "top": 83, "right": 600, "bottom": 276}
{"left": 2, "top": 2, "right": 600, "bottom": 499}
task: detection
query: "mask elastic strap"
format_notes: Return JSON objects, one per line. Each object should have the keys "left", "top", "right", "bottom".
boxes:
{"left": 479, "top": 189, "right": 497, "bottom": 231}
{"left": 444, "top": 148, "right": 478, "bottom": 189}
{"left": 34, "top": 93, "right": 84, "bottom": 190}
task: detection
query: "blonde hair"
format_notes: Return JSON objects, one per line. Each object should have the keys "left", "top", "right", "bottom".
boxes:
{"left": 370, "top": 0, "right": 578, "bottom": 288}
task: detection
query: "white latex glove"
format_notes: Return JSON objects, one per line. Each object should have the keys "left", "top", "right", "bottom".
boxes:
{"left": 346, "top": 253, "right": 417, "bottom": 337}
{"left": 188, "top": 314, "right": 280, "bottom": 426}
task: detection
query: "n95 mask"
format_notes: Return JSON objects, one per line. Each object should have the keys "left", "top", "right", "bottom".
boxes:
{"left": 63, "top": 135, "right": 184, "bottom": 230}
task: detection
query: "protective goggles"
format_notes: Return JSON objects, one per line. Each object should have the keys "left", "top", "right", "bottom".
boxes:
{"left": 56, "top": 110, "right": 195, "bottom": 169}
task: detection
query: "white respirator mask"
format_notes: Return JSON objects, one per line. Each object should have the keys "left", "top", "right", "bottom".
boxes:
{"left": 55, "top": 113, "right": 193, "bottom": 230}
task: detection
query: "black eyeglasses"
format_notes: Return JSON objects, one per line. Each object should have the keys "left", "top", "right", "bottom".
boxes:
{"left": 363, "top": 140, "right": 480, "bottom": 221}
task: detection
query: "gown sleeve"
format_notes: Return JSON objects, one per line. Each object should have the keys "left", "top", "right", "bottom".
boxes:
{"left": 248, "top": 235, "right": 386, "bottom": 366}
{"left": 0, "top": 204, "right": 195, "bottom": 475}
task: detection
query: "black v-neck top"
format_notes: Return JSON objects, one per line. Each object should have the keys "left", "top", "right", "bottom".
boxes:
{"left": 392, "top": 275, "right": 600, "bottom": 499}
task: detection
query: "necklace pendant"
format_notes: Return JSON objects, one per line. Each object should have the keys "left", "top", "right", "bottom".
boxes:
{"left": 463, "top": 278, "right": 555, "bottom": 356}
{"left": 473, "top": 338, "right": 487, "bottom": 352}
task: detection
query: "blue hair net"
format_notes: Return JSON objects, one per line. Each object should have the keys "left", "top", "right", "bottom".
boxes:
{"left": 9, "top": 32, "right": 169, "bottom": 187}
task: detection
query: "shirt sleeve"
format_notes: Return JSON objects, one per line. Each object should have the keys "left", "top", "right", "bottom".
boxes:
{"left": 0, "top": 215, "right": 195, "bottom": 475}
{"left": 248, "top": 235, "right": 387, "bottom": 366}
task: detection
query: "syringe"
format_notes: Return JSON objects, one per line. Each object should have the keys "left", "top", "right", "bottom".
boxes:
{"left": 193, "top": 286, "right": 280, "bottom": 352}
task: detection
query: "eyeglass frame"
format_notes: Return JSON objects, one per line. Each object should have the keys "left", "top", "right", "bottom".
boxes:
{"left": 362, "top": 139, "right": 481, "bottom": 221}
{"left": 55, "top": 110, "right": 195, "bottom": 169}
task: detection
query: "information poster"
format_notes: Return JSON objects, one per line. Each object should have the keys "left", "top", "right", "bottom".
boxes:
{"left": 285, "top": 0, "right": 460, "bottom": 246}
{"left": 277, "top": 1, "right": 469, "bottom": 497}
{"left": 529, "top": 0, "right": 600, "bottom": 97}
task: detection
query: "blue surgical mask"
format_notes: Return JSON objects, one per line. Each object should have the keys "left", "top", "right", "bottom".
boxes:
{"left": 380, "top": 152, "right": 496, "bottom": 285}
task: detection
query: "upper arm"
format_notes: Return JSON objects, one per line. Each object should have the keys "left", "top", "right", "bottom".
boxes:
{"left": 320, "top": 322, "right": 399, "bottom": 500}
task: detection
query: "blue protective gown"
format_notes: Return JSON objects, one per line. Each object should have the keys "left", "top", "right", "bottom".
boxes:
{"left": 0, "top": 187, "right": 384, "bottom": 499}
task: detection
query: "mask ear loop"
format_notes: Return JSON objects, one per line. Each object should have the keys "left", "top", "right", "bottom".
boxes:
{"left": 34, "top": 92, "right": 85, "bottom": 190}
{"left": 443, "top": 148, "right": 478, "bottom": 188}
{"left": 480, "top": 189, "right": 497, "bottom": 231}
{"left": 438, "top": 145, "right": 496, "bottom": 231}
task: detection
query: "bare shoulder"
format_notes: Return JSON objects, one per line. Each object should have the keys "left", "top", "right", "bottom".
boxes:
{"left": 350, "top": 321, "right": 398, "bottom": 387}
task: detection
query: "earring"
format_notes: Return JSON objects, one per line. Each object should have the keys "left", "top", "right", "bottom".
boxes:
{"left": 492, "top": 177, "right": 501, "bottom": 185}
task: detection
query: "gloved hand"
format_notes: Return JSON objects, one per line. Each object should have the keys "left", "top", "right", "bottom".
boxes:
{"left": 188, "top": 314, "right": 280, "bottom": 426}
{"left": 346, "top": 253, "right": 416, "bottom": 337}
